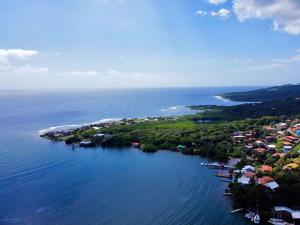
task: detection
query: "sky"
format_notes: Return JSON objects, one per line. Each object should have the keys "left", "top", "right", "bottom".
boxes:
{"left": 1, "top": 0, "right": 300, "bottom": 89}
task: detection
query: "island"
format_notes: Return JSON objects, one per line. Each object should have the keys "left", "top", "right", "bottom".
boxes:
{"left": 41, "top": 84, "right": 300, "bottom": 225}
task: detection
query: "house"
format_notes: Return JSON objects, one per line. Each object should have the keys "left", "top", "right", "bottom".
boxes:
{"left": 274, "top": 206, "right": 300, "bottom": 221}
{"left": 245, "top": 144, "right": 254, "bottom": 150}
{"left": 93, "top": 133, "right": 105, "bottom": 138}
{"left": 233, "top": 131, "right": 244, "bottom": 136}
{"left": 285, "top": 136, "right": 298, "bottom": 143}
{"left": 276, "top": 123, "right": 287, "bottom": 130}
{"left": 177, "top": 145, "right": 187, "bottom": 151}
{"left": 277, "top": 131, "right": 285, "bottom": 136}
{"left": 255, "top": 140, "right": 265, "bottom": 147}
{"left": 282, "top": 141, "right": 292, "bottom": 146}
{"left": 267, "top": 144, "right": 277, "bottom": 153}
{"left": 267, "top": 144, "right": 276, "bottom": 150}
{"left": 283, "top": 163, "right": 300, "bottom": 170}
{"left": 241, "top": 165, "right": 255, "bottom": 173}
{"left": 255, "top": 148, "right": 266, "bottom": 154}
{"left": 272, "top": 153, "right": 285, "bottom": 158}
{"left": 264, "top": 126, "right": 275, "bottom": 131}
{"left": 265, "top": 181, "right": 279, "bottom": 190}
{"left": 260, "top": 165, "right": 273, "bottom": 172}
{"left": 233, "top": 135, "right": 245, "bottom": 139}
{"left": 265, "top": 136, "right": 275, "bottom": 142}
{"left": 238, "top": 176, "right": 250, "bottom": 185}
{"left": 257, "top": 176, "right": 274, "bottom": 185}
{"left": 79, "top": 141, "right": 95, "bottom": 147}
{"left": 244, "top": 172, "right": 256, "bottom": 178}
{"left": 283, "top": 145, "right": 292, "bottom": 152}
{"left": 132, "top": 142, "right": 140, "bottom": 148}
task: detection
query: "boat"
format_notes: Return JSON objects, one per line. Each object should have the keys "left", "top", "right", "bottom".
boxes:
{"left": 268, "top": 218, "right": 294, "bottom": 225}
{"left": 245, "top": 211, "right": 255, "bottom": 219}
{"left": 253, "top": 213, "right": 260, "bottom": 224}
{"left": 231, "top": 208, "right": 243, "bottom": 214}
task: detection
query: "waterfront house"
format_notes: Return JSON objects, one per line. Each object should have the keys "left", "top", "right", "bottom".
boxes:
{"left": 132, "top": 142, "right": 140, "bottom": 148}
{"left": 257, "top": 176, "right": 274, "bottom": 185}
{"left": 260, "top": 165, "right": 273, "bottom": 173}
{"left": 238, "top": 176, "right": 250, "bottom": 185}
{"left": 244, "top": 172, "right": 256, "bottom": 178}
{"left": 177, "top": 145, "right": 187, "bottom": 152}
{"left": 241, "top": 165, "right": 255, "bottom": 173}
{"left": 93, "top": 133, "right": 105, "bottom": 138}
{"left": 274, "top": 207, "right": 300, "bottom": 222}
{"left": 265, "top": 181, "right": 279, "bottom": 190}
{"left": 79, "top": 141, "right": 94, "bottom": 147}
{"left": 283, "top": 146, "right": 293, "bottom": 152}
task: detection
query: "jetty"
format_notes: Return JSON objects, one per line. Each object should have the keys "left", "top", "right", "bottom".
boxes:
{"left": 231, "top": 208, "right": 244, "bottom": 214}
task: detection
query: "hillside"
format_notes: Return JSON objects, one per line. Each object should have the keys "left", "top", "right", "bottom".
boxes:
{"left": 220, "top": 84, "right": 300, "bottom": 102}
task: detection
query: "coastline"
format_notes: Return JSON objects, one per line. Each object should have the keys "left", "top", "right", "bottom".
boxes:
{"left": 39, "top": 91, "right": 300, "bottom": 225}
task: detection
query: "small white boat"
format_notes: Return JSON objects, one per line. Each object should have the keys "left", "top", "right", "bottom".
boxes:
{"left": 268, "top": 218, "right": 294, "bottom": 225}
{"left": 245, "top": 211, "right": 254, "bottom": 219}
{"left": 253, "top": 213, "right": 260, "bottom": 224}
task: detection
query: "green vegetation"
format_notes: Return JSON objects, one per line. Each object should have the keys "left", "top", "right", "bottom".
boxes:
{"left": 189, "top": 98, "right": 300, "bottom": 121}
{"left": 220, "top": 84, "right": 300, "bottom": 102}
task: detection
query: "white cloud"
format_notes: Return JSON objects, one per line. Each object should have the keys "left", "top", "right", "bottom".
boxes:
{"left": 196, "top": 10, "right": 207, "bottom": 16}
{"left": 196, "top": 10, "right": 208, "bottom": 16}
{"left": 93, "top": 0, "right": 125, "bottom": 5}
{"left": 0, "top": 49, "right": 38, "bottom": 63}
{"left": 0, "top": 49, "right": 49, "bottom": 75}
{"left": 233, "top": 48, "right": 300, "bottom": 72}
{"left": 108, "top": 69, "right": 121, "bottom": 76}
{"left": 211, "top": 8, "right": 230, "bottom": 19}
{"left": 58, "top": 70, "right": 99, "bottom": 76}
{"left": 233, "top": 0, "right": 300, "bottom": 35}
{"left": 232, "top": 63, "right": 286, "bottom": 72}
{"left": 273, "top": 50, "right": 300, "bottom": 63}
{"left": 209, "top": 0, "right": 227, "bottom": 5}
{"left": 12, "top": 64, "right": 49, "bottom": 74}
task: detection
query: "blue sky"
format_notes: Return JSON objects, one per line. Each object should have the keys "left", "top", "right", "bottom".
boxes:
{"left": 1, "top": 0, "right": 300, "bottom": 89}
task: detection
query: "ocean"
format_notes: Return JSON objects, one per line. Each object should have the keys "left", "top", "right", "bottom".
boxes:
{"left": 0, "top": 87, "right": 254, "bottom": 225}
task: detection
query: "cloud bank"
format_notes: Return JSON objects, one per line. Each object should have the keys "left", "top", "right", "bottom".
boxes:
{"left": 233, "top": 0, "right": 300, "bottom": 35}
{"left": 209, "top": 0, "right": 227, "bottom": 5}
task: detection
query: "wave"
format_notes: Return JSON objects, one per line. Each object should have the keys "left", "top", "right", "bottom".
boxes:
{"left": 38, "top": 118, "right": 122, "bottom": 135}
{"left": 161, "top": 105, "right": 187, "bottom": 112}
{"left": 214, "top": 95, "right": 230, "bottom": 102}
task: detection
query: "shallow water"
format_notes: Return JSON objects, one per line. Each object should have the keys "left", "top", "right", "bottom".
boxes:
{"left": 0, "top": 87, "right": 254, "bottom": 225}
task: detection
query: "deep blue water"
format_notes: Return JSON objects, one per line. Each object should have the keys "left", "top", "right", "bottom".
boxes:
{"left": 0, "top": 87, "right": 255, "bottom": 225}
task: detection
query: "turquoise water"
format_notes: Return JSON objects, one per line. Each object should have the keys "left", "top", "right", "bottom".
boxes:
{"left": 0, "top": 88, "right": 254, "bottom": 225}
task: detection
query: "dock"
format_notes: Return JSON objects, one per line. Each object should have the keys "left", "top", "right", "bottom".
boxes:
{"left": 231, "top": 208, "right": 244, "bottom": 214}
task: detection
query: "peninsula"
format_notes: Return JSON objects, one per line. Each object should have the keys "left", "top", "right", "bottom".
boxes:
{"left": 41, "top": 84, "right": 300, "bottom": 224}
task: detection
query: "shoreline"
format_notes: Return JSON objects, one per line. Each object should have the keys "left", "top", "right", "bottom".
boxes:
{"left": 38, "top": 94, "right": 232, "bottom": 136}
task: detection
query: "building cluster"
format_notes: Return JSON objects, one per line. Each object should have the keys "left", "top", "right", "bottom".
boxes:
{"left": 233, "top": 119, "right": 300, "bottom": 175}
{"left": 231, "top": 119, "right": 300, "bottom": 224}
